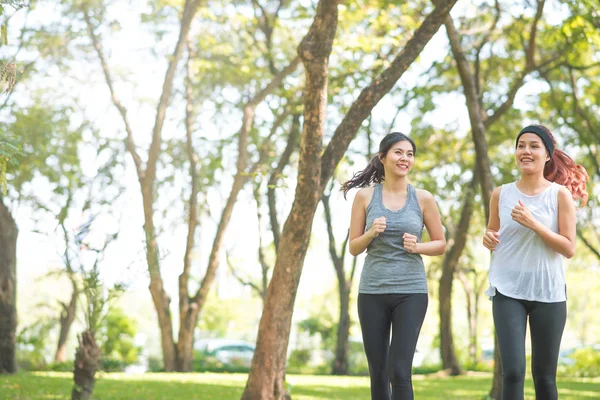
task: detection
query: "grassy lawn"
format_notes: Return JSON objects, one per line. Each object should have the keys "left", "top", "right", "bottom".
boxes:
{"left": 1, "top": 372, "right": 599, "bottom": 399}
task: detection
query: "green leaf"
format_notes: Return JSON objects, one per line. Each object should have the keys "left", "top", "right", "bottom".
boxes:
{"left": 1, "top": 23, "right": 7, "bottom": 46}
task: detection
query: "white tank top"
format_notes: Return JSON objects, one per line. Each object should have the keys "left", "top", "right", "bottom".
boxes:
{"left": 485, "top": 181, "right": 566, "bottom": 302}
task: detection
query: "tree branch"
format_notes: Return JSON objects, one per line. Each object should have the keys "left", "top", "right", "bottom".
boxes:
{"left": 320, "top": 0, "right": 459, "bottom": 189}
{"left": 577, "top": 229, "right": 600, "bottom": 261}
{"left": 483, "top": 0, "right": 546, "bottom": 128}
{"left": 192, "top": 56, "right": 299, "bottom": 307}
{"left": 226, "top": 251, "right": 264, "bottom": 299}
{"left": 473, "top": 0, "right": 501, "bottom": 97}
{"left": 180, "top": 43, "right": 200, "bottom": 318}
{"left": 83, "top": 11, "right": 143, "bottom": 178}
{"left": 146, "top": 0, "right": 203, "bottom": 185}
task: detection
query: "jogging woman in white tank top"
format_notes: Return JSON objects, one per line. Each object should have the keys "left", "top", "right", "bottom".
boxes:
{"left": 482, "top": 125, "right": 589, "bottom": 400}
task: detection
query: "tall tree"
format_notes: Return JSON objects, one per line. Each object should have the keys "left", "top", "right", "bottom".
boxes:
{"left": 243, "top": 1, "right": 339, "bottom": 397}
{"left": 0, "top": 193, "right": 16, "bottom": 373}
{"left": 243, "top": 0, "right": 459, "bottom": 397}
{"left": 77, "top": 0, "right": 300, "bottom": 370}
{"left": 0, "top": 97, "right": 87, "bottom": 373}
{"left": 321, "top": 185, "right": 356, "bottom": 375}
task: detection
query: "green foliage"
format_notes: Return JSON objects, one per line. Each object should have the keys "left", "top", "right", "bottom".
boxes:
{"left": 197, "top": 294, "right": 259, "bottom": 338}
{"left": 192, "top": 350, "right": 250, "bottom": 374}
{"left": 15, "top": 319, "right": 55, "bottom": 371}
{"left": 3, "top": 100, "right": 85, "bottom": 194}
{"left": 0, "top": 133, "right": 21, "bottom": 194}
{"left": 286, "top": 349, "right": 313, "bottom": 374}
{"left": 147, "top": 356, "right": 164, "bottom": 373}
{"left": 297, "top": 317, "right": 337, "bottom": 351}
{"left": 97, "top": 307, "right": 139, "bottom": 368}
{"left": 558, "top": 347, "right": 600, "bottom": 378}
{"left": 45, "top": 361, "right": 74, "bottom": 372}
{"left": 80, "top": 265, "right": 124, "bottom": 336}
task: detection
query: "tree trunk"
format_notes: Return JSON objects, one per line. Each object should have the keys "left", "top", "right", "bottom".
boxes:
{"left": 322, "top": 193, "right": 353, "bottom": 376}
{"left": 438, "top": 267, "right": 461, "bottom": 375}
{"left": 71, "top": 331, "right": 101, "bottom": 400}
{"left": 83, "top": 0, "right": 201, "bottom": 372}
{"left": 471, "top": 289, "right": 480, "bottom": 365}
{"left": 175, "top": 309, "right": 199, "bottom": 372}
{"left": 0, "top": 198, "right": 17, "bottom": 374}
{"left": 332, "top": 280, "right": 351, "bottom": 375}
{"left": 445, "top": 13, "right": 499, "bottom": 395}
{"left": 242, "top": 1, "right": 459, "bottom": 397}
{"left": 490, "top": 336, "right": 502, "bottom": 399}
{"left": 146, "top": 228, "right": 177, "bottom": 371}
{"left": 242, "top": 2, "right": 339, "bottom": 398}
{"left": 55, "top": 283, "right": 78, "bottom": 363}
{"left": 457, "top": 268, "right": 479, "bottom": 366}
{"left": 438, "top": 175, "right": 476, "bottom": 376}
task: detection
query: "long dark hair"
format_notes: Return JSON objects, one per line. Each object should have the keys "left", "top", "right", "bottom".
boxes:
{"left": 522, "top": 124, "right": 589, "bottom": 206}
{"left": 341, "top": 132, "right": 416, "bottom": 198}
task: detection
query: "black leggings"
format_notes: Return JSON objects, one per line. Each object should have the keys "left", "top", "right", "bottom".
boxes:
{"left": 357, "top": 293, "right": 428, "bottom": 400}
{"left": 493, "top": 291, "right": 566, "bottom": 400}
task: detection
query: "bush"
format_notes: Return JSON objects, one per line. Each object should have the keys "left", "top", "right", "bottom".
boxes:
{"left": 100, "top": 357, "right": 127, "bottom": 372}
{"left": 287, "top": 349, "right": 322, "bottom": 375}
{"left": 558, "top": 347, "right": 600, "bottom": 378}
{"left": 147, "top": 356, "right": 164, "bottom": 372}
{"left": 16, "top": 351, "right": 47, "bottom": 371}
{"left": 192, "top": 350, "right": 250, "bottom": 373}
{"left": 464, "top": 361, "right": 493, "bottom": 373}
{"left": 348, "top": 342, "right": 369, "bottom": 376}
{"left": 413, "top": 364, "right": 443, "bottom": 375}
{"left": 45, "top": 361, "right": 74, "bottom": 372}
{"left": 287, "top": 349, "right": 311, "bottom": 371}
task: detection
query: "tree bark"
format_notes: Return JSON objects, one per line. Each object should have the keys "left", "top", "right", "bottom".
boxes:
{"left": 445, "top": 13, "right": 498, "bottom": 395}
{"left": 55, "top": 281, "right": 78, "bottom": 363}
{"left": 438, "top": 174, "right": 477, "bottom": 375}
{"left": 456, "top": 267, "right": 486, "bottom": 366}
{"left": 322, "top": 193, "right": 353, "bottom": 375}
{"left": 0, "top": 198, "right": 17, "bottom": 374}
{"left": 71, "top": 331, "right": 101, "bottom": 400}
{"left": 242, "top": 2, "right": 339, "bottom": 398}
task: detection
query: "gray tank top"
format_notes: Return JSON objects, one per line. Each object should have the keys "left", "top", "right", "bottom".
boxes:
{"left": 359, "top": 184, "right": 427, "bottom": 294}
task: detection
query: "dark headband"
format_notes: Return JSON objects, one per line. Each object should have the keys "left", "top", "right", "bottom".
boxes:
{"left": 515, "top": 125, "right": 554, "bottom": 157}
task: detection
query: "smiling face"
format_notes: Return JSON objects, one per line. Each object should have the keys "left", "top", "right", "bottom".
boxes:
{"left": 516, "top": 133, "right": 550, "bottom": 174}
{"left": 380, "top": 140, "right": 415, "bottom": 178}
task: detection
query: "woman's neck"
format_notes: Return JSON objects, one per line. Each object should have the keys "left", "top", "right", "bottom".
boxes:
{"left": 517, "top": 173, "right": 550, "bottom": 193}
{"left": 382, "top": 177, "right": 409, "bottom": 194}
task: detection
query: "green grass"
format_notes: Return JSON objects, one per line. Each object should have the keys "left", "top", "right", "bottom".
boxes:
{"left": 1, "top": 372, "right": 599, "bottom": 399}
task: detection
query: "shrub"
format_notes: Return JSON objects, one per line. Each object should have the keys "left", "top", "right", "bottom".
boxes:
{"left": 558, "top": 347, "right": 600, "bottom": 378}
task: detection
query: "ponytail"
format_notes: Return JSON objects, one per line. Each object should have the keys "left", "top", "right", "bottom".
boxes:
{"left": 518, "top": 124, "right": 589, "bottom": 205}
{"left": 341, "top": 156, "right": 385, "bottom": 198}
{"left": 544, "top": 148, "right": 589, "bottom": 206}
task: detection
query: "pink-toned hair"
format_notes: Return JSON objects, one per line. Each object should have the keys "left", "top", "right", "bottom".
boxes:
{"left": 534, "top": 125, "right": 589, "bottom": 206}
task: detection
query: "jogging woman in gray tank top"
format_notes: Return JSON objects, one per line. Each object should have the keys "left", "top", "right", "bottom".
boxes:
{"left": 342, "top": 132, "right": 446, "bottom": 400}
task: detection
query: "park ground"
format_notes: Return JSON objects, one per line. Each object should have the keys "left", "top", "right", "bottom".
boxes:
{"left": 1, "top": 372, "right": 600, "bottom": 399}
